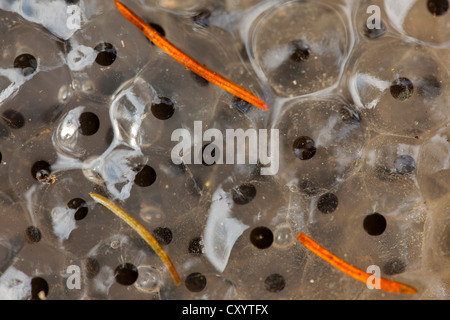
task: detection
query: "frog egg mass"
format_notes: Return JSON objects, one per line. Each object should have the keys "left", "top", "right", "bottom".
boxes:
{"left": 0, "top": 0, "right": 449, "bottom": 301}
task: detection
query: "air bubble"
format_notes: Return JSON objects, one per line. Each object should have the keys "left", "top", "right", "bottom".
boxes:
{"left": 140, "top": 205, "right": 166, "bottom": 224}
{"left": 57, "top": 85, "right": 73, "bottom": 104}
{"left": 110, "top": 240, "right": 120, "bottom": 249}
{"left": 81, "top": 80, "right": 95, "bottom": 94}
{"left": 135, "top": 265, "right": 162, "bottom": 293}
{"left": 273, "top": 224, "right": 294, "bottom": 249}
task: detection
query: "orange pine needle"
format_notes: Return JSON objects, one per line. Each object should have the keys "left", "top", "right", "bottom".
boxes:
{"left": 89, "top": 193, "right": 181, "bottom": 286}
{"left": 114, "top": 0, "right": 269, "bottom": 111}
{"left": 297, "top": 232, "right": 418, "bottom": 295}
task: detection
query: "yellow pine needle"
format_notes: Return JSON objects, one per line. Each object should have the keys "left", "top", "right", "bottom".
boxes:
{"left": 297, "top": 232, "right": 418, "bottom": 295}
{"left": 89, "top": 193, "right": 181, "bottom": 286}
